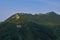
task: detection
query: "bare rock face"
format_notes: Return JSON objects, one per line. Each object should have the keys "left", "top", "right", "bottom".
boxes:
{"left": 15, "top": 14, "right": 20, "bottom": 20}
{"left": 12, "top": 14, "right": 20, "bottom": 20}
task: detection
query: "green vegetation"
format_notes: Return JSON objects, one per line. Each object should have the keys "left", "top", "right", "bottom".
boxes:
{"left": 0, "top": 22, "right": 57, "bottom": 40}
{"left": 5, "top": 11, "right": 60, "bottom": 25}
{"left": 0, "top": 11, "right": 60, "bottom": 40}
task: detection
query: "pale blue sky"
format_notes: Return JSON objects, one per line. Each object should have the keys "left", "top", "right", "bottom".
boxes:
{"left": 0, "top": 0, "right": 60, "bottom": 21}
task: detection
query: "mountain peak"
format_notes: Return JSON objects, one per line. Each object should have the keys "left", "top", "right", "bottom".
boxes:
{"left": 46, "top": 11, "right": 58, "bottom": 15}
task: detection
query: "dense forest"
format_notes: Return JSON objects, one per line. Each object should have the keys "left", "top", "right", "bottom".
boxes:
{"left": 0, "top": 11, "right": 60, "bottom": 40}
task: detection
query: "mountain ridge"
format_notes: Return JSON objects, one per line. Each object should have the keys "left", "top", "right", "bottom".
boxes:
{"left": 5, "top": 11, "right": 60, "bottom": 25}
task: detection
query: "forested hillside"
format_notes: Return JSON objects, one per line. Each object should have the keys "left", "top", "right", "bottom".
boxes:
{"left": 0, "top": 11, "right": 60, "bottom": 40}
{"left": 5, "top": 11, "right": 60, "bottom": 25}
{"left": 0, "top": 22, "right": 57, "bottom": 40}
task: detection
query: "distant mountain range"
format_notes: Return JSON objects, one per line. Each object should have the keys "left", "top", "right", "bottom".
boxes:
{"left": 5, "top": 11, "right": 60, "bottom": 25}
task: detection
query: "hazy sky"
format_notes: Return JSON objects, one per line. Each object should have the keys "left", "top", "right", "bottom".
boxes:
{"left": 0, "top": 0, "right": 60, "bottom": 21}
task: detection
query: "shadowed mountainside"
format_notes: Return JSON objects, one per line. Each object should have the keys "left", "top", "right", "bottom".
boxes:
{"left": 0, "top": 22, "right": 57, "bottom": 40}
